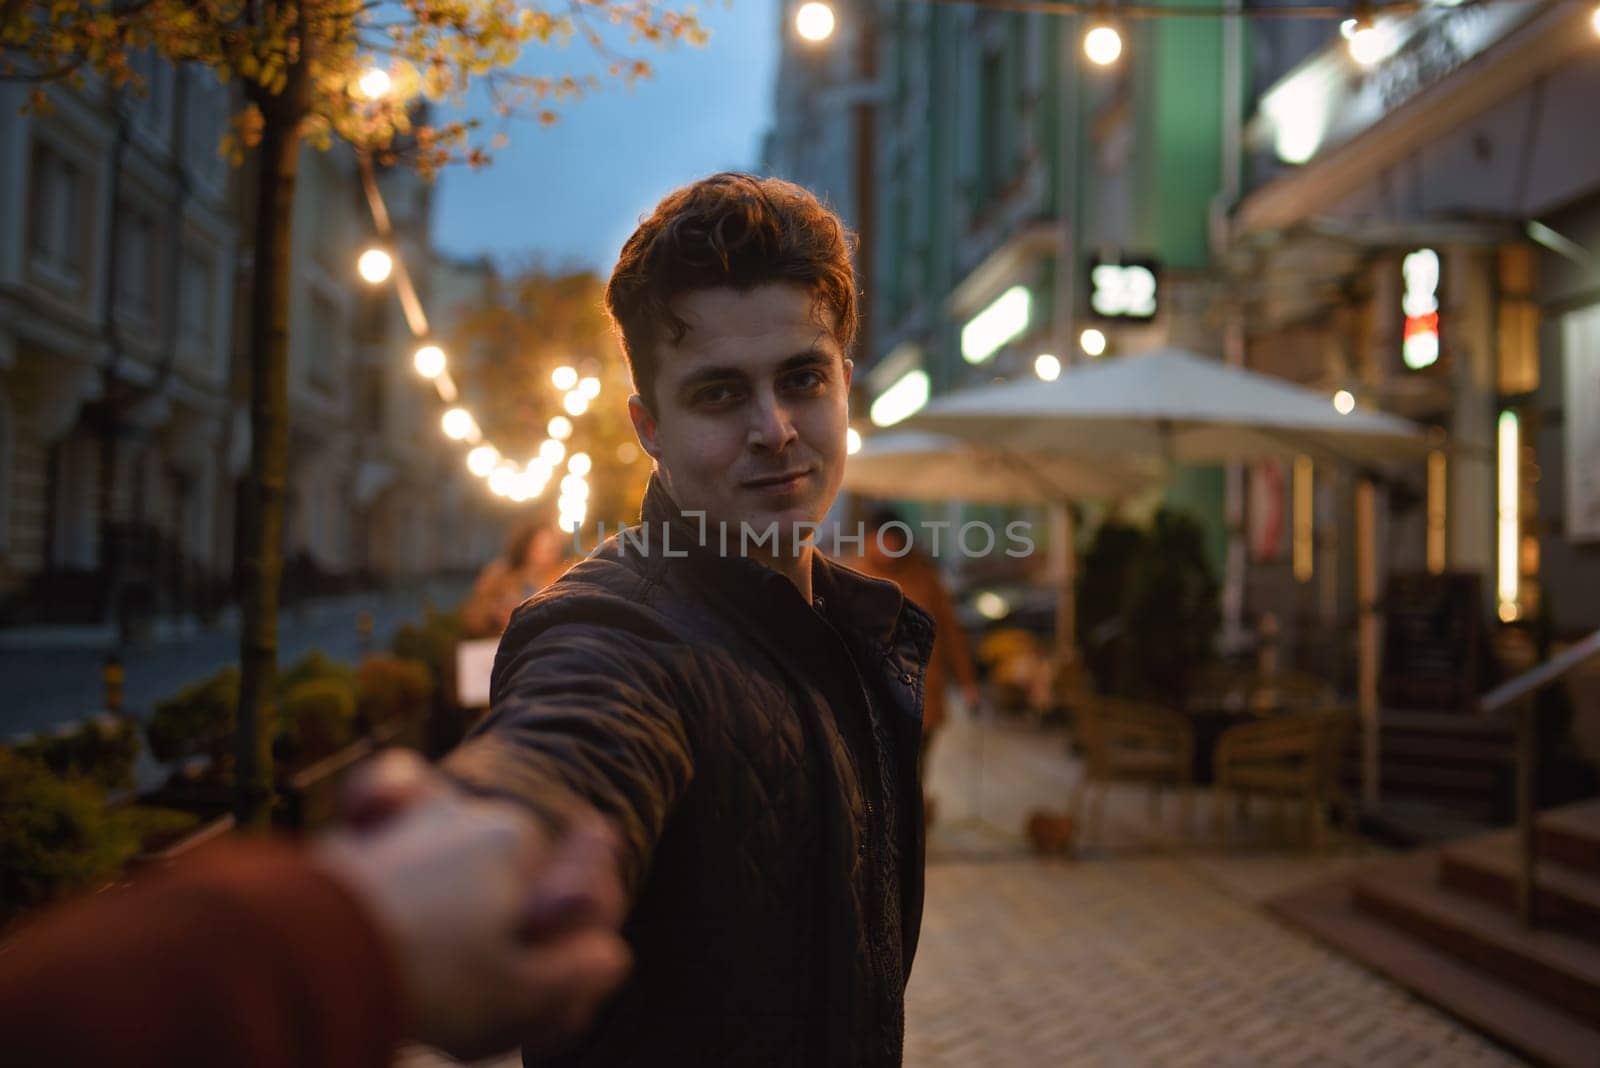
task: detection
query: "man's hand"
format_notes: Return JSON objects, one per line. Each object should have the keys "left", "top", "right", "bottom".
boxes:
{"left": 315, "top": 750, "right": 630, "bottom": 1061}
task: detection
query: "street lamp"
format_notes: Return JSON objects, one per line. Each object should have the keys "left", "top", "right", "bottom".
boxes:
{"left": 357, "top": 246, "right": 392, "bottom": 284}
{"left": 1084, "top": 24, "right": 1123, "bottom": 67}
{"left": 795, "top": 2, "right": 835, "bottom": 42}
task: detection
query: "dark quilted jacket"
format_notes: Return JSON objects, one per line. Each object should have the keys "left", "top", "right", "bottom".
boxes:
{"left": 444, "top": 477, "right": 935, "bottom": 1067}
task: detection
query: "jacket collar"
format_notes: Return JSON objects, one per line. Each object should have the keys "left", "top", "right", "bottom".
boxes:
{"left": 636, "top": 474, "right": 916, "bottom": 657}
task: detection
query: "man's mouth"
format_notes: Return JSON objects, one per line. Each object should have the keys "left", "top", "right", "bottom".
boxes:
{"left": 741, "top": 469, "right": 812, "bottom": 494}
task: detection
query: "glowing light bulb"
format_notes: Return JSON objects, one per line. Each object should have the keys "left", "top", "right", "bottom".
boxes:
{"left": 1034, "top": 353, "right": 1061, "bottom": 381}
{"left": 578, "top": 376, "right": 601, "bottom": 400}
{"left": 466, "top": 445, "right": 499, "bottom": 477}
{"left": 413, "top": 344, "right": 446, "bottom": 379}
{"left": 539, "top": 438, "right": 566, "bottom": 465}
{"left": 1333, "top": 390, "right": 1356, "bottom": 415}
{"left": 547, "top": 416, "right": 573, "bottom": 441}
{"left": 1079, "top": 328, "right": 1108, "bottom": 357}
{"left": 357, "top": 247, "right": 392, "bottom": 284}
{"left": 568, "top": 452, "right": 592, "bottom": 476}
{"left": 795, "top": 2, "right": 835, "bottom": 42}
{"left": 563, "top": 391, "right": 589, "bottom": 417}
{"left": 1084, "top": 25, "right": 1123, "bottom": 67}
{"left": 441, "top": 408, "right": 476, "bottom": 441}
{"left": 552, "top": 366, "right": 578, "bottom": 391}
{"left": 561, "top": 475, "right": 590, "bottom": 500}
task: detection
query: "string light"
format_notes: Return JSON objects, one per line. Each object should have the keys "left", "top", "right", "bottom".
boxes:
{"left": 357, "top": 247, "right": 393, "bottom": 284}
{"left": 1079, "top": 328, "right": 1108, "bottom": 357}
{"left": 413, "top": 344, "right": 446, "bottom": 378}
{"left": 795, "top": 1, "right": 835, "bottom": 41}
{"left": 1084, "top": 24, "right": 1123, "bottom": 66}
{"left": 466, "top": 445, "right": 499, "bottom": 477}
{"left": 355, "top": 157, "right": 609, "bottom": 509}
{"left": 441, "top": 408, "right": 477, "bottom": 441}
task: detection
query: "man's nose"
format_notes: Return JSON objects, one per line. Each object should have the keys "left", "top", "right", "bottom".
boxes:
{"left": 747, "top": 392, "right": 799, "bottom": 453}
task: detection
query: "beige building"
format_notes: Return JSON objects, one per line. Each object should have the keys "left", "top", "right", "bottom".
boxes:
{"left": 0, "top": 60, "right": 496, "bottom": 634}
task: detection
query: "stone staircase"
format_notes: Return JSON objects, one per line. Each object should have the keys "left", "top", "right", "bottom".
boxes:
{"left": 1270, "top": 798, "right": 1600, "bottom": 1067}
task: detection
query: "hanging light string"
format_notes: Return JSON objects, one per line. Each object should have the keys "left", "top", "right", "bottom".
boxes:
{"left": 353, "top": 140, "right": 593, "bottom": 528}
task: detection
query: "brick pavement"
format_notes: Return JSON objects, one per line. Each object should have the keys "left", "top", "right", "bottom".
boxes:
{"left": 400, "top": 710, "right": 1526, "bottom": 1067}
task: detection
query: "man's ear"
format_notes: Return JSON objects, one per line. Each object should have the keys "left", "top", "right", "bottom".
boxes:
{"left": 628, "top": 394, "right": 662, "bottom": 461}
{"left": 842, "top": 357, "right": 854, "bottom": 391}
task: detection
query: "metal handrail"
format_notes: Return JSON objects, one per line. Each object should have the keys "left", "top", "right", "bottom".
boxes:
{"left": 1477, "top": 627, "right": 1600, "bottom": 927}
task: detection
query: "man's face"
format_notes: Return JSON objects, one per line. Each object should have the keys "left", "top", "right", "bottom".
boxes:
{"left": 628, "top": 283, "right": 853, "bottom": 551}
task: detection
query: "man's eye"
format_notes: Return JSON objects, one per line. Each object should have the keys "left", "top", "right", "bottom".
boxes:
{"left": 785, "top": 369, "right": 825, "bottom": 392}
{"left": 695, "top": 384, "right": 739, "bottom": 406}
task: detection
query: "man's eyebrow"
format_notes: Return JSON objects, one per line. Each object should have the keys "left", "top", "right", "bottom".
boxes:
{"left": 676, "top": 350, "right": 837, "bottom": 393}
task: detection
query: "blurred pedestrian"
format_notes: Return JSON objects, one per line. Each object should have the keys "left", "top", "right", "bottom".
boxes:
{"left": 853, "top": 507, "right": 981, "bottom": 822}
{"left": 444, "top": 173, "right": 931, "bottom": 1066}
{"left": 461, "top": 519, "right": 568, "bottom": 639}
{"left": 0, "top": 751, "right": 629, "bottom": 1068}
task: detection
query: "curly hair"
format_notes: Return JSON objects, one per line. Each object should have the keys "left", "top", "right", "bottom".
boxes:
{"left": 604, "top": 172, "right": 858, "bottom": 412}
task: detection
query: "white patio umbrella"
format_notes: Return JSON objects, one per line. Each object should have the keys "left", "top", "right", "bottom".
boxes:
{"left": 905, "top": 347, "right": 1435, "bottom": 810}
{"left": 842, "top": 430, "right": 1155, "bottom": 504}
{"left": 906, "top": 348, "right": 1429, "bottom": 467}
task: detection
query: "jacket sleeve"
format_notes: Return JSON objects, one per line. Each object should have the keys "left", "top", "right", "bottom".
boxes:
{"left": 0, "top": 839, "right": 403, "bottom": 1068}
{"left": 442, "top": 597, "right": 698, "bottom": 899}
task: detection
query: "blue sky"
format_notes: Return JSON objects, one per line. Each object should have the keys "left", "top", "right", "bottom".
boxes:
{"left": 432, "top": 0, "right": 781, "bottom": 274}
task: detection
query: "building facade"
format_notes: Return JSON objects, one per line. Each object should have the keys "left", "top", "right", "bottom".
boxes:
{"left": 0, "top": 60, "right": 495, "bottom": 635}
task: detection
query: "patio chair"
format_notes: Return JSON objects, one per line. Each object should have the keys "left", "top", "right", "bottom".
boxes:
{"left": 1212, "top": 708, "right": 1354, "bottom": 849}
{"left": 1070, "top": 696, "right": 1195, "bottom": 841}
{"left": 1246, "top": 670, "right": 1337, "bottom": 716}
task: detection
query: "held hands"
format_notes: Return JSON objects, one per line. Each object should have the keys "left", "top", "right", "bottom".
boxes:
{"left": 314, "top": 750, "right": 630, "bottom": 1061}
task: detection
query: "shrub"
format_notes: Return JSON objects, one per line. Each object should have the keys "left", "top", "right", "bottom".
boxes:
{"left": 277, "top": 650, "right": 354, "bottom": 696}
{"left": 1076, "top": 519, "right": 1146, "bottom": 695}
{"left": 275, "top": 678, "right": 358, "bottom": 767}
{"left": 0, "top": 751, "right": 139, "bottom": 924}
{"left": 145, "top": 667, "right": 240, "bottom": 769}
{"left": 15, "top": 716, "right": 140, "bottom": 794}
{"left": 1117, "top": 508, "right": 1220, "bottom": 708}
{"left": 118, "top": 805, "right": 203, "bottom": 855}
{"left": 356, "top": 654, "right": 435, "bottom": 728}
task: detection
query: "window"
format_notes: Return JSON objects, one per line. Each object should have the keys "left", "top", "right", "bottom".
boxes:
{"left": 975, "top": 50, "right": 1004, "bottom": 207}
{"left": 49, "top": 434, "right": 100, "bottom": 571}
{"left": 179, "top": 245, "right": 216, "bottom": 351}
{"left": 184, "top": 69, "right": 230, "bottom": 190}
{"left": 28, "top": 143, "right": 87, "bottom": 288}
{"left": 308, "top": 291, "right": 342, "bottom": 394}
{"left": 115, "top": 203, "right": 161, "bottom": 326}
{"left": 127, "top": 49, "right": 173, "bottom": 142}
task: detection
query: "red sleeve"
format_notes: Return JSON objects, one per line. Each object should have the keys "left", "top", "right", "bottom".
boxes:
{"left": 0, "top": 838, "right": 404, "bottom": 1068}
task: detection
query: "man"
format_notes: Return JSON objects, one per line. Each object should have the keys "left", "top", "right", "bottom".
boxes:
{"left": 444, "top": 173, "right": 933, "bottom": 1066}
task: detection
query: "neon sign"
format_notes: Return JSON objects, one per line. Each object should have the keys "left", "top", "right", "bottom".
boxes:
{"left": 1402, "top": 248, "right": 1440, "bottom": 370}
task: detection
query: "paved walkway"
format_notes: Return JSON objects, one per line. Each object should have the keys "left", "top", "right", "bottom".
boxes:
{"left": 401, "top": 709, "right": 1525, "bottom": 1067}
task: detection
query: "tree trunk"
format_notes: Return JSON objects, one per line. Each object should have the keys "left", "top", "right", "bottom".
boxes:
{"left": 235, "top": 87, "right": 307, "bottom": 832}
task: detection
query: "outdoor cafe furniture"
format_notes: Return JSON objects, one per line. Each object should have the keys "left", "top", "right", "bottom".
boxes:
{"left": 1070, "top": 696, "right": 1195, "bottom": 840}
{"left": 1211, "top": 708, "right": 1354, "bottom": 850}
